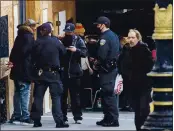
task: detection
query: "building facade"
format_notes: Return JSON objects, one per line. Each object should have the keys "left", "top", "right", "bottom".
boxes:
{"left": 0, "top": 0, "right": 76, "bottom": 123}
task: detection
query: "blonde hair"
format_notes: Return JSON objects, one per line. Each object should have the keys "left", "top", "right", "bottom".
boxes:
{"left": 129, "top": 29, "right": 142, "bottom": 42}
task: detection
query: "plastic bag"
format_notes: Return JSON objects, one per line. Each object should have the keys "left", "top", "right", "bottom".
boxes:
{"left": 114, "top": 74, "right": 123, "bottom": 94}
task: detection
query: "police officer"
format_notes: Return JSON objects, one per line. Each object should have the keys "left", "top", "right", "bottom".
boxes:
{"left": 30, "top": 23, "right": 69, "bottom": 128}
{"left": 46, "top": 21, "right": 55, "bottom": 37}
{"left": 93, "top": 16, "right": 120, "bottom": 127}
{"left": 46, "top": 21, "right": 66, "bottom": 60}
{"left": 60, "top": 23, "right": 87, "bottom": 124}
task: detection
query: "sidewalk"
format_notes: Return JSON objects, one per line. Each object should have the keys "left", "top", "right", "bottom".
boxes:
{"left": 1, "top": 112, "right": 135, "bottom": 130}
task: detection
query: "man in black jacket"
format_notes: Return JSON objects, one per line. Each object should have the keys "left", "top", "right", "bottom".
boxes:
{"left": 117, "top": 29, "right": 154, "bottom": 131}
{"left": 60, "top": 23, "right": 87, "bottom": 124}
{"left": 8, "top": 19, "right": 38, "bottom": 124}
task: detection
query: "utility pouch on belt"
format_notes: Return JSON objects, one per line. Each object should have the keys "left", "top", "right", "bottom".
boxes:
{"left": 100, "top": 58, "right": 117, "bottom": 73}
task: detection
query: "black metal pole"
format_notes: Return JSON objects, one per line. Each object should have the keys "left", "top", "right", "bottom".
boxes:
{"left": 142, "top": 0, "right": 173, "bottom": 131}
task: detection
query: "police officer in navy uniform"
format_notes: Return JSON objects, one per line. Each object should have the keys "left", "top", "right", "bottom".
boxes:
{"left": 46, "top": 21, "right": 66, "bottom": 62}
{"left": 93, "top": 16, "right": 120, "bottom": 127}
{"left": 30, "top": 23, "right": 69, "bottom": 128}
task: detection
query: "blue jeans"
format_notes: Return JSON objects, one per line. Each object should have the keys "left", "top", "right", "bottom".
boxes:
{"left": 13, "top": 80, "right": 31, "bottom": 120}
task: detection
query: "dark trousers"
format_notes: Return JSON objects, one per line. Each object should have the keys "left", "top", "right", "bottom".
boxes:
{"left": 131, "top": 90, "right": 150, "bottom": 131}
{"left": 99, "top": 69, "right": 119, "bottom": 121}
{"left": 125, "top": 79, "right": 151, "bottom": 131}
{"left": 31, "top": 81, "right": 63, "bottom": 124}
{"left": 80, "top": 69, "right": 92, "bottom": 108}
{"left": 61, "top": 77, "right": 82, "bottom": 121}
{"left": 119, "top": 78, "right": 132, "bottom": 109}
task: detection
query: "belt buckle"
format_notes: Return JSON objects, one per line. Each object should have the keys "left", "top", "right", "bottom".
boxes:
{"left": 38, "top": 69, "right": 43, "bottom": 76}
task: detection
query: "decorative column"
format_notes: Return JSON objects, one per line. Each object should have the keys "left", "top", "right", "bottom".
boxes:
{"left": 142, "top": 1, "right": 173, "bottom": 131}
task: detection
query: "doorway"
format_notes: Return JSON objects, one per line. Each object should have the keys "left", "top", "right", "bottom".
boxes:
{"left": 58, "top": 10, "right": 66, "bottom": 35}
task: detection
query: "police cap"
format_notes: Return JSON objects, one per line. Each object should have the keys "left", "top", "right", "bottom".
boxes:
{"left": 41, "top": 23, "right": 52, "bottom": 33}
{"left": 94, "top": 16, "right": 110, "bottom": 27}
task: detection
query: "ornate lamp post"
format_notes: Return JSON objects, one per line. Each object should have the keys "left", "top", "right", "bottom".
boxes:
{"left": 142, "top": 1, "right": 173, "bottom": 131}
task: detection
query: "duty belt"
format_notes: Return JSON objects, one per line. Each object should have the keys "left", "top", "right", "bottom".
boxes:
{"left": 100, "top": 58, "right": 117, "bottom": 73}
{"left": 37, "top": 67, "right": 61, "bottom": 76}
{"left": 34, "top": 65, "right": 62, "bottom": 72}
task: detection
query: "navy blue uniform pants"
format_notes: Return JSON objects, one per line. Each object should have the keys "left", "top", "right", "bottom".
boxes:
{"left": 31, "top": 81, "right": 63, "bottom": 124}
{"left": 99, "top": 69, "right": 119, "bottom": 121}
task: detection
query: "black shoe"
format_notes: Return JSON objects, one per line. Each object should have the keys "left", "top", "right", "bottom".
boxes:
{"left": 33, "top": 122, "right": 42, "bottom": 127}
{"left": 127, "top": 107, "right": 134, "bottom": 112}
{"left": 8, "top": 116, "right": 21, "bottom": 124}
{"left": 102, "top": 120, "right": 119, "bottom": 127}
{"left": 96, "top": 119, "right": 105, "bottom": 125}
{"left": 21, "top": 118, "right": 34, "bottom": 125}
{"left": 56, "top": 121, "right": 69, "bottom": 128}
{"left": 74, "top": 116, "right": 83, "bottom": 124}
{"left": 119, "top": 107, "right": 128, "bottom": 111}
{"left": 63, "top": 116, "right": 68, "bottom": 122}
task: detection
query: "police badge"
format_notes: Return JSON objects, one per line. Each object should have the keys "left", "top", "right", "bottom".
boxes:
{"left": 100, "top": 39, "right": 106, "bottom": 46}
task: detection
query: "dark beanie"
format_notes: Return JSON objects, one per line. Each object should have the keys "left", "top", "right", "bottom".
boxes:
{"left": 41, "top": 23, "right": 52, "bottom": 33}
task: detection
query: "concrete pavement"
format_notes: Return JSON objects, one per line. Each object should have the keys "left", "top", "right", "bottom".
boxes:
{"left": 1, "top": 112, "right": 136, "bottom": 130}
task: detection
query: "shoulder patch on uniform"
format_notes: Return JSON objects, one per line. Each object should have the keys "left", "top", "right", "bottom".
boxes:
{"left": 100, "top": 39, "right": 106, "bottom": 46}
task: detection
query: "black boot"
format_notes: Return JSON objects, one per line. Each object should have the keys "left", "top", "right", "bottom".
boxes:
{"left": 33, "top": 120, "right": 42, "bottom": 127}
{"left": 56, "top": 121, "right": 69, "bottom": 128}
{"left": 102, "top": 120, "right": 119, "bottom": 127}
{"left": 96, "top": 117, "right": 107, "bottom": 126}
{"left": 63, "top": 116, "right": 68, "bottom": 122}
{"left": 96, "top": 119, "right": 105, "bottom": 125}
{"left": 127, "top": 106, "right": 134, "bottom": 112}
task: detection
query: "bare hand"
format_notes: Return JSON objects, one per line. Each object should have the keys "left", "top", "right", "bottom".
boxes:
{"left": 6, "top": 61, "right": 13, "bottom": 68}
{"left": 93, "top": 64, "right": 98, "bottom": 71}
{"left": 66, "top": 47, "right": 77, "bottom": 52}
{"left": 92, "top": 60, "right": 99, "bottom": 71}
{"left": 89, "top": 68, "right": 93, "bottom": 75}
{"left": 89, "top": 57, "right": 95, "bottom": 62}
{"left": 57, "top": 33, "right": 65, "bottom": 39}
